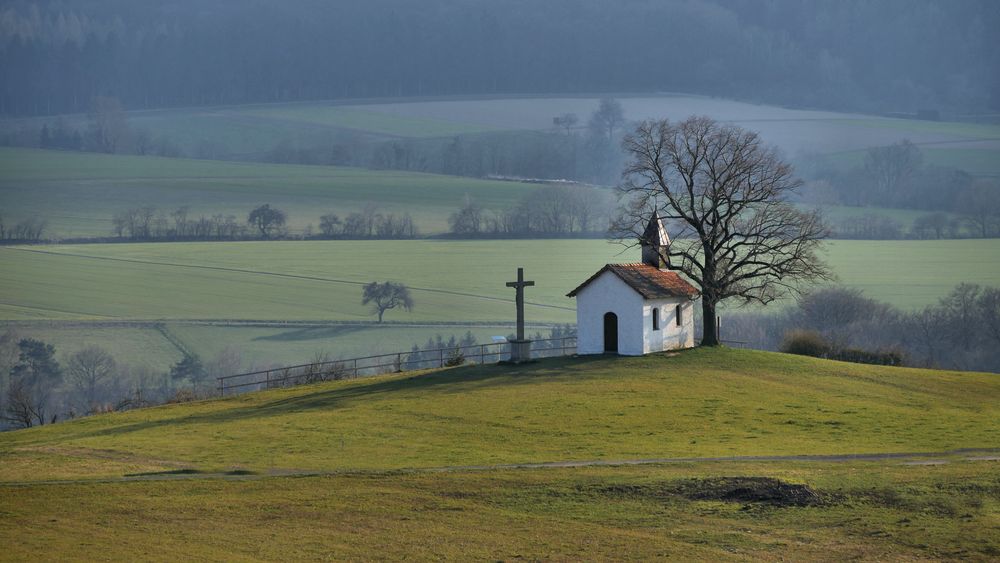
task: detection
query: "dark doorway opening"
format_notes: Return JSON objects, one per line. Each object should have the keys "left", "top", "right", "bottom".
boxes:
{"left": 603, "top": 312, "right": 619, "bottom": 353}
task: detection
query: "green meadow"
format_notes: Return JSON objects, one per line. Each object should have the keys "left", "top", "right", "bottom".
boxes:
{"left": 823, "top": 146, "right": 1000, "bottom": 178}
{"left": 2, "top": 238, "right": 998, "bottom": 322}
{"left": 3, "top": 349, "right": 998, "bottom": 480}
{"left": 0, "top": 147, "right": 538, "bottom": 237}
{"left": 2, "top": 460, "right": 997, "bottom": 561}
{"left": 1, "top": 349, "right": 998, "bottom": 559}
{"left": 2, "top": 237, "right": 998, "bottom": 371}
{"left": 235, "top": 105, "right": 500, "bottom": 137}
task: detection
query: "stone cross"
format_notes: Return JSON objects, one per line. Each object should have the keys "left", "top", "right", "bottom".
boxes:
{"left": 506, "top": 267, "right": 535, "bottom": 341}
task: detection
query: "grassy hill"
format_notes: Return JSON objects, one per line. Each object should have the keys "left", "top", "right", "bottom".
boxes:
{"left": 4, "top": 348, "right": 997, "bottom": 482}
{"left": 2, "top": 349, "right": 998, "bottom": 559}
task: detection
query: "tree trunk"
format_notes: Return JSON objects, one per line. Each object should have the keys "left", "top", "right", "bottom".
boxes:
{"left": 377, "top": 309, "right": 384, "bottom": 323}
{"left": 701, "top": 298, "right": 720, "bottom": 346}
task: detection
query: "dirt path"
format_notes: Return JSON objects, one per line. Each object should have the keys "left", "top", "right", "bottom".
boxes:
{"left": 4, "top": 448, "right": 997, "bottom": 487}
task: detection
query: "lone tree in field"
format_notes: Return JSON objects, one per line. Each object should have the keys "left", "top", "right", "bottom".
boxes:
{"left": 619, "top": 116, "right": 830, "bottom": 346}
{"left": 248, "top": 204, "right": 287, "bottom": 239}
{"left": 589, "top": 97, "right": 626, "bottom": 142}
{"left": 362, "top": 281, "right": 414, "bottom": 323}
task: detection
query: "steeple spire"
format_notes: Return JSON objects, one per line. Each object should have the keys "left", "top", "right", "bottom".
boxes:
{"left": 640, "top": 211, "right": 670, "bottom": 269}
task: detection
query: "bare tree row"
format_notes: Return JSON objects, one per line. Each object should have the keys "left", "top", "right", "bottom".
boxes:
{"left": 0, "top": 331, "right": 244, "bottom": 430}
{"left": 722, "top": 284, "right": 1000, "bottom": 373}
{"left": 449, "top": 185, "right": 615, "bottom": 237}
{"left": 0, "top": 214, "right": 46, "bottom": 242}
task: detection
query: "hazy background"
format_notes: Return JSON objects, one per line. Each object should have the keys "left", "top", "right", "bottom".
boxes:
{"left": 1, "top": 0, "right": 999, "bottom": 418}
{"left": 1, "top": 0, "right": 997, "bottom": 117}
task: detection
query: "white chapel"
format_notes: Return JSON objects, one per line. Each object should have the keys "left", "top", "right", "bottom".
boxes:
{"left": 567, "top": 213, "right": 698, "bottom": 355}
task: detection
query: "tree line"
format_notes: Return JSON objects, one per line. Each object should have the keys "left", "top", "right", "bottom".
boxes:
{"left": 2, "top": 95, "right": 629, "bottom": 187}
{"left": 107, "top": 203, "right": 418, "bottom": 242}
{"left": 801, "top": 141, "right": 1000, "bottom": 239}
{"left": 0, "top": 214, "right": 46, "bottom": 242}
{"left": 448, "top": 185, "right": 615, "bottom": 237}
{"left": 0, "top": 330, "right": 243, "bottom": 429}
{"left": 722, "top": 284, "right": 1000, "bottom": 373}
{"left": 0, "top": 323, "right": 579, "bottom": 429}
{"left": 1, "top": 0, "right": 996, "bottom": 117}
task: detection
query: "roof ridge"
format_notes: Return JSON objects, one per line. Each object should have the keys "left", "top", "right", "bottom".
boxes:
{"left": 567, "top": 263, "right": 698, "bottom": 299}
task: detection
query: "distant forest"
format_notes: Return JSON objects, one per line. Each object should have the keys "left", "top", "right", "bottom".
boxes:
{"left": 1, "top": 0, "right": 997, "bottom": 116}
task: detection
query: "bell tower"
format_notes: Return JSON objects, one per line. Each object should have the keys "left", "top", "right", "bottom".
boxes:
{"left": 640, "top": 211, "right": 670, "bottom": 269}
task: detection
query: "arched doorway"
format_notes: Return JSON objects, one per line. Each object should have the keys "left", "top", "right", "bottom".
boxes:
{"left": 603, "top": 312, "right": 618, "bottom": 353}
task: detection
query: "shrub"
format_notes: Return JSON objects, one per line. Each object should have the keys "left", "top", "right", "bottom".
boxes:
{"left": 445, "top": 347, "right": 466, "bottom": 367}
{"left": 166, "top": 389, "right": 199, "bottom": 404}
{"left": 831, "top": 347, "right": 905, "bottom": 366}
{"left": 780, "top": 330, "right": 830, "bottom": 358}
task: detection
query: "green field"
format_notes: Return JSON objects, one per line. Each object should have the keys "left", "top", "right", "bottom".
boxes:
{"left": 237, "top": 105, "right": 499, "bottom": 137}
{"left": 2, "top": 237, "right": 998, "bottom": 372}
{"left": 823, "top": 146, "right": 1000, "bottom": 177}
{"left": 13, "top": 94, "right": 999, "bottom": 157}
{"left": 4, "top": 95, "right": 998, "bottom": 240}
{"left": 0, "top": 147, "right": 540, "bottom": 237}
{"left": 3, "top": 459, "right": 997, "bottom": 560}
{"left": 2, "top": 239, "right": 998, "bottom": 322}
{"left": 2, "top": 349, "right": 998, "bottom": 559}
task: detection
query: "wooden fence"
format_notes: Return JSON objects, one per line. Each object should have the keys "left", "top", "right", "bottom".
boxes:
{"left": 217, "top": 336, "right": 577, "bottom": 396}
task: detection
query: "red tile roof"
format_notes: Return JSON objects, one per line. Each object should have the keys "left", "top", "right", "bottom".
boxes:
{"left": 566, "top": 263, "right": 699, "bottom": 299}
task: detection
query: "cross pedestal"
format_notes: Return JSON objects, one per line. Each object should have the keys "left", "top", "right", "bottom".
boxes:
{"left": 505, "top": 267, "right": 535, "bottom": 363}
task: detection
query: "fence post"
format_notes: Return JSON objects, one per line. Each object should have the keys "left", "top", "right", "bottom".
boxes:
{"left": 397, "top": 353, "right": 402, "bottom": 372}
{"left": 439, "top": 348, "right": 444, "bottom": 368}
{"left": 353, "top": 358, "right": 358, "bottom": 378}
{"left": 265, "top": 369, "right": 270, "bottom": 389}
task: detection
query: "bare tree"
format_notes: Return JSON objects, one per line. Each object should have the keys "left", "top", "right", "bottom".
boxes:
{"left": 863, "top": 140, "right": 921, "bottom": 205}
{"left": 957, "top": 179, "right": 1000, "bottom": 238}
{"left": 87, "top": 96, "right": 130, "bottom": 154}
{"left": 913, "top": 212, "right": 949, "bottom": 239}
{"left": 65, "top": 346, "right": 116, "bottom": 413}
{"left": 979, "top": 287, "right": 1000, "bottom": 346}
{"left": 448, "top": 195, "right": 484, "bottom": 234}
{"left": 938, "top": 283, "right": 981, "bottom": 350}
{"left": 588, "top": 98, "right": 626, "bottom": 142}
{"left": 319, "top": 213, "right": 342, "bottom": 237}
{"left": 4, "top": 338, "right": 62, "bottom": 427}
{"left": 619, "top": 116, "right": 830, "bottom": 346}
{"left": 553, "top": 113, "right": 579, "bottom": 134}
{"left": 362, "top": 281, "right": 414, "bottom": 323}
{"left": 207, "top": 346, "right": 243, "bottom": 387}
{"left": 248, "top": 204, "right": 287, "bottom": 239}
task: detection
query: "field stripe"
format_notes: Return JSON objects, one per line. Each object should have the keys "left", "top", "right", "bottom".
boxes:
{"left": 0, "top": 299, "right": 118, "bottom": 320}
{"left": 0, "top": 247, "right": 574, "bottom": 311}
{"left": 3, "top": 448, "right": 997, "bottom": 486}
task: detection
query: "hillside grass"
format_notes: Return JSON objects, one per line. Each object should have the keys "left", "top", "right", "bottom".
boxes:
{"left": 0, "top": 147, "right": 538, "bottom": 237}
{"left": 3, "top": 348, "right": 998, "bottom": 559}
{"left": 2, "top": 460, "right": 998, "bottom": 561}
{"left": 2, "top": 348, "right": 997, "bottom": 483}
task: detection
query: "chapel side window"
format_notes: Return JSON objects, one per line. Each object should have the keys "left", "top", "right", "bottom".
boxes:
{"left": 652, "top": 308, "right": 660, "bottom": 331}
{"left": 676, "top": 304, "right": 682, "bottom": 326}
